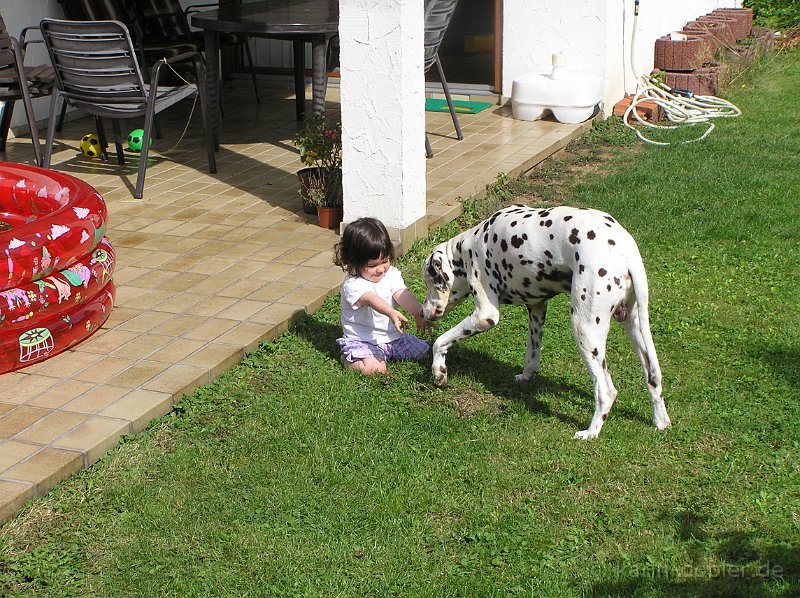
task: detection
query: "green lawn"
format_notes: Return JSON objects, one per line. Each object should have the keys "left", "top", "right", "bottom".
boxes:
{"left": 1, "top": 50, "right": 799, "bottom": 597}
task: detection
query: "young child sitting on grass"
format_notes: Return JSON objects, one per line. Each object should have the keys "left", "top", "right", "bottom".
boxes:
{"left": 333, "top": 217, "right": 431, "bottom": 375}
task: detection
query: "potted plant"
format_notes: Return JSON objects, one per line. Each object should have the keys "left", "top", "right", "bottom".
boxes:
{"left": 293, "top": 113, "right": 343, "bottom": 228}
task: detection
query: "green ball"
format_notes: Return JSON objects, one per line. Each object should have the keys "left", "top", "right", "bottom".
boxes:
{"left": 80, "top": 133, "right": 100, "bottom": 158}
{"left": 127, "top": 129, "right": 151, "bottom": 152}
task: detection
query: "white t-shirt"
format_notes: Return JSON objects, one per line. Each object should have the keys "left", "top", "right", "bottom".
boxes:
{"left": 340, "top": 266, "right": 407, "bottom": 344}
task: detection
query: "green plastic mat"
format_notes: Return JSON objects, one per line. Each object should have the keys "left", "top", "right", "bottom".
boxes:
{"left": 425, "top": 98, "right": 493, "bottom": 114}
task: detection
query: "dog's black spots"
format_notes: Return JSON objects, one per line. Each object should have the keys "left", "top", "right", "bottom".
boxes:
{"left": 484, "top": 259, "right": 492, "bottom": 270}
{"left": 598, "top": 268, "right": 607, "bottom": 277}
{"left": 596, "top": 316, "right": 601, "bottom": 324}
{"left": 579, "top": 265, "right": 585, "bottom": 274}
{"left": 500, "top": 239, "right": 508, "bottom": 252}
{"left": 468, "top": 249, "right": 473, "bottom": 258}
{"left": 607, "top": 284, "right": 612, "bottom": 292}
{"left": 587, "top": 230, "right": 597, "bottom": 240}
{"left": 581, "top": 293, "right": 586, "bottom": 301}
{"left": 602, "top": 413, "right": 608, "bottom": 421}
{"left": 492, "top": 233, "right": 498, "bottom": 243}
{"left": 592, "top": 348, "right": 599, "bottom": 357}
{"left": 545, "top": 219, "right": 553, "bottom": 227}
{"left": 569, "top": 229, "right": 581, "bottom": 244}
{"left": 456, "top": 241, "right": 462, "bottom": 253}
{"left": 483, "top": 233, "right": 489, "bottom": 244}
{"left": 549, "top": 234, "right": 555, "bottom": 240}
{"left": 463, "top": 328, "right": 472, "bottom": 335}
{"left": 482, "top": 221, "right": 490, "bottom": 232}
{"left": 537, "top": 262, "right": 545, "bottom": 270}
{"left": 538, "top": 210, "right": 551, "bottom": 218}
{"left": 564, "top": 215, "right": 573, "bottom": 221}
{"left": 608, "top": 239, "right": 616, "bottom": 246}
{"left": 544, "top": 250, "right": 553, "bottom": 259}
{"left": 523, "top": 277, "right": 532, "bottom": 288}
{"left": 452, "top": 257, "right": 464, "bottom": 268}
{"left": 523, "top": 213, "right": 533, "bottom": 219}
{"left": 511, "top": 235, "right": 525, "bottom": 249}
{"left": 602, "top": 358, "right": 607, "bottom": 369}
{"left": 614, "top": 276, "right": 621, "bottom": 286}
{"left": 604, "top": 215, "right": 616, "bottom": 223}
{"left": 510, "top": 220, "right": 518, "bottom": 227}
{"left": 575, "top": 252, "right": 580, "bottom": 262}
{"left": 473, "top": 228, "right": 481, "bottom": 237}
{"left": 492, "top": 270, "right": 502, "bottom": 282}
{"left": 605, "top": 223, "right": 613, "bottom": 228}
{"left": 489, "top": 212, "right": 500, "bottom": 225}
{"left": 648, "top": 374, "right": 657, "bottom": 388}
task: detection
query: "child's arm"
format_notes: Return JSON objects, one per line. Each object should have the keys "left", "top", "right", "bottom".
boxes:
{"left": 356, "top": 292, "right": 408, "bottom": 333}
{"left": 393, "top": 288, "right": 433, "bottom": 334}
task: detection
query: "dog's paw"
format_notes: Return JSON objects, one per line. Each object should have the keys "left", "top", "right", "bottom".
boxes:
{"left": 655, "top": 417, "right": 672, "bottom": 431}
{"left": 514, "top": 371, "right": 537, "bottom": 383}
{"left": 573, "top": 429, "right": 598, "bottom": 440}
{"left": 432, "top": 364, "right": 448, "bottom": 387}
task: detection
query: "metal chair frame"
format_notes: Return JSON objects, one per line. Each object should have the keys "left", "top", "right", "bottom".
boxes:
{"left": 40, "top": 18, "right": 216, "bottom": 199}
{"left": 0, "top": 15, "right": 54, "bottom": 165}
{"left": 424, "top": 0, "right": 463, "bottom": 158}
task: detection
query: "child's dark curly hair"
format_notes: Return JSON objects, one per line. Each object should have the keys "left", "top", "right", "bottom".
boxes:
{"left": 333, "top": 217, "right": 395, "bottom": 277}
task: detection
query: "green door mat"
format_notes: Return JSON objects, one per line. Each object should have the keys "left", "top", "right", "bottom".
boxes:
{"left": 425, "top": 98, "right": 493, "bottom": 114}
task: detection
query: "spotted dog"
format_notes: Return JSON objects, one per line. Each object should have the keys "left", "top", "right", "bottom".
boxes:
{"left": 421, "top": 205, "right": 671, "bottom": 439}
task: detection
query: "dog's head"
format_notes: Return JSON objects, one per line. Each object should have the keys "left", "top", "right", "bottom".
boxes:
{"left": 421, "top": 243, "right": 469, "bottom": 321}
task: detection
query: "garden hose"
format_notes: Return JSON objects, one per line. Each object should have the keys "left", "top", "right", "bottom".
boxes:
{"left": 623, "top": 75, "right": 742, "bottom": 146}
{"left": 625, "top": 0, "right": 741, "bottom": 146}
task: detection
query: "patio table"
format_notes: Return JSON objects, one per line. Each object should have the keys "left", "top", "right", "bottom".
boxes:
{"left": 191, "top": 0, "right": 339, "bottom": 147}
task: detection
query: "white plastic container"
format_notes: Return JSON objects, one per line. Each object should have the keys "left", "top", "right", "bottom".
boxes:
{"left": 511, "top": 54, "right": 603, "bottom": 124}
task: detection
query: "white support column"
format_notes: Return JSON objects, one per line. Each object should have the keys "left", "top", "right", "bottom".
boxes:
{"left": 338, "top": 0, "right": 428, "bottom": 253}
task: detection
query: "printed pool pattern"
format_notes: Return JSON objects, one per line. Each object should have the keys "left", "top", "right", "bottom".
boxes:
{"left": 0, "top": 163, "right": 115, "bottom": 373}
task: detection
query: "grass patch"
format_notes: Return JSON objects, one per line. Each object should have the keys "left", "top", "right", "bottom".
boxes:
{"left": 1, "top": 51, "right": 799, "bottom": 597}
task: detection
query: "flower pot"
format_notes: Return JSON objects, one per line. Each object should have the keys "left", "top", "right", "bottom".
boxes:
{"left": 297, "top": 167, "right": 343, "bottom": 215}
{"left": 317, "top": 206, "right": 344, "bottom": 230}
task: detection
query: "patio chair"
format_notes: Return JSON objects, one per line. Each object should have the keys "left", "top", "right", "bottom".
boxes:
{"left": 424, "top": 0, "right": 463, "bottom": 158}
{"left": 0, "top": 14, "right": 55, "bottom": 165}
{"left": 134, "top": 0, "right": 260, "bottom": 104}
{"left": 57, "top": 0, "right": 198, "bottom": 67}
{"left": 40, "top": 18, "right": 217, "bottom": 199}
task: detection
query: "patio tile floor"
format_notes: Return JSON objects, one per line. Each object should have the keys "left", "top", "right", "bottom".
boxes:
{"left": 0, "top": 77, "right": 590, "bottom": 523}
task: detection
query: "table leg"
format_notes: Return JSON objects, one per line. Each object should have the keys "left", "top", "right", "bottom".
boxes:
{"left": 311, "top": 34, "right": 329, "bottom": 116}
{"left": 204, "top": 29, "right": 221, "bottom": 150}
{"left": 292, "top": 40, "right": 306, "bottom": 121}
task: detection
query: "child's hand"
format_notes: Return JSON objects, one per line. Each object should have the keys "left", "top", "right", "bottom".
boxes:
{"left": 390, "top": 310, "right": 409, "bottom": 333}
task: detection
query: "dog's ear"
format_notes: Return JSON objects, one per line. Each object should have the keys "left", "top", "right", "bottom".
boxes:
{"left": 426, "top": 252, "right": 450, "bottom": 291}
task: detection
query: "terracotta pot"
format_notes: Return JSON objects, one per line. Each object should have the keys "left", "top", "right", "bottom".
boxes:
{"left": 297, "top": 167, "right": 343, "bottom": 215}
{"left": 317, "top": 206, "right": 344, "bottom": 230}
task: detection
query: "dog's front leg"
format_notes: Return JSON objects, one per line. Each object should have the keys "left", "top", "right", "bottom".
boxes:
{"left": 432, "top": 304, "right": 500, "bottom": 387}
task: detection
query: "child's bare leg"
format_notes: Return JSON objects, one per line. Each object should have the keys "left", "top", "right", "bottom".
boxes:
{"left": 342, "top": 356, "right": 386, "bottom": 375}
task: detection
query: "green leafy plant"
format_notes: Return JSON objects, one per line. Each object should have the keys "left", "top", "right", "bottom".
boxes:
{"left": 293, "top": 113, "right": 343, "bottom": 207}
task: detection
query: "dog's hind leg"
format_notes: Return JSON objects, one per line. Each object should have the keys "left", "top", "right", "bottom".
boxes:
{"left": 621, "top": 301, "right": 671, "bottom": 431}
{"left": 571, "top": 306, "right": 615, "bottom": 440}
{"left": 516, "top": 301, "right": 548, "bottom": 382}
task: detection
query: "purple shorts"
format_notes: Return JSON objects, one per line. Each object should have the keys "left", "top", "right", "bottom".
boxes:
{"left": 337, "top": 333, "right": 429, "bottom": 363}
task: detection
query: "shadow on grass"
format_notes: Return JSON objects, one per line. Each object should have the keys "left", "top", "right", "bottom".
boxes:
{"left": 587, "top": 516, "right": 800, "bottom": 597}
{"left": 748, "top": 344, "right": 800, "bottom": 387}
{"left": 293, "top": 315, "right": 653, "bottom": 431}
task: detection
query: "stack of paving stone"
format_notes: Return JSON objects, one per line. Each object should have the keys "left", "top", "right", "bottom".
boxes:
{"left": 653, "top": 7, "right": 753, "bottom": 96}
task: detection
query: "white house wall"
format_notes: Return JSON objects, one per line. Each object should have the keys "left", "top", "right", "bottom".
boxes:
{"left": 502, "top": 0, "right": 741, "bottom": 114}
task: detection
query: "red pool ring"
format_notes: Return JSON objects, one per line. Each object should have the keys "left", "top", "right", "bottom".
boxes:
{"left": 0, "top": 163, "right": 115, "bottom": 374}
{"left": 0, "top": 237, "right": 115, "bottom": 330}
{"left": 0, "top": 162, "right": 108, "bottom": 292}
{"left": 0, "top": 281, "right": 115, "bottom": 374}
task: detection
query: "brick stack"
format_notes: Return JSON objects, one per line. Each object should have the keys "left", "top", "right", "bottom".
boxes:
{"left": 652, "top": 7, "right": 753, "bottom": 97}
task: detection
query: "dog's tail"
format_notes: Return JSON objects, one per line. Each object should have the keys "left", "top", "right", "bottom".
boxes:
{"left": 628, "top": 246, "right": 662, "bottom": 389}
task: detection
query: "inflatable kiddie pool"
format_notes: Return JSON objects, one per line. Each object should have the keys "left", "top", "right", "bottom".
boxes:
{"left": 0, "top": 162, "right": 115, "bottom": 374}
